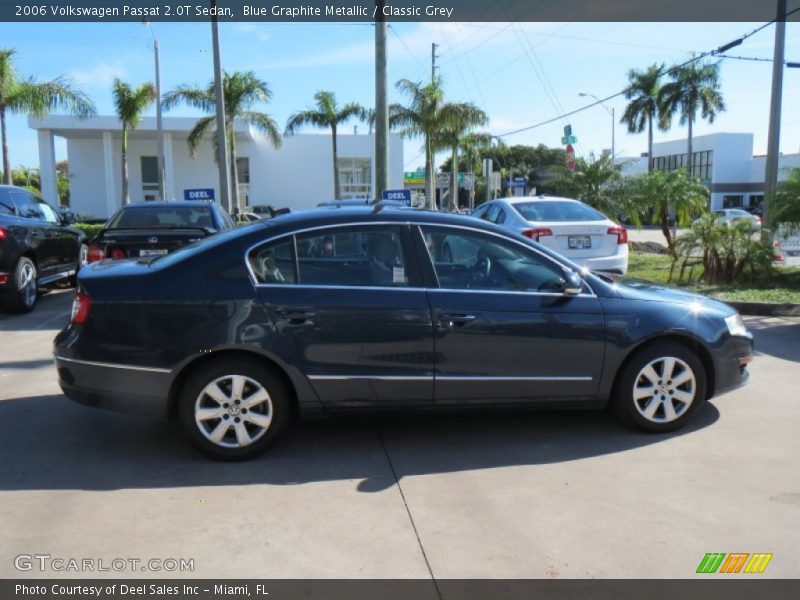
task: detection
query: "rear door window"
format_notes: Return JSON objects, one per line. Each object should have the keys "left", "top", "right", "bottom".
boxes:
{"left": 248, "top": 225, "right": 415, "bottom": 288}
{"left": 10, "top": 190, "right": 45, "bottom": 220}
{"left": 0, "top": 189, "right": 14, "bottom": 216}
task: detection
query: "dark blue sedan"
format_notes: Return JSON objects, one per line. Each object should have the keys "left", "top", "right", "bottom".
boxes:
{"left": 53, "top": 207, "right": 753, "bottom": 460}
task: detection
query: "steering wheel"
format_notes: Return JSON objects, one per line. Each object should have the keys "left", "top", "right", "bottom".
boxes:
{"left": 467, "top": 253, "right": 492, "bottom": 288}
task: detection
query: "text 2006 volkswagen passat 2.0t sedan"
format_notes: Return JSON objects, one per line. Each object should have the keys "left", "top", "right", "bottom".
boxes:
{"left": 54, "top": 207, "right": 753, "bottom": 460}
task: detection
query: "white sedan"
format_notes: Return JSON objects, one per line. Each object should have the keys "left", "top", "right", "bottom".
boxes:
{"left": 702, "top": 209, "right": 762, "bottom": 227}
{"left": 471, "top": 196, "right": 629, "bottom": 275}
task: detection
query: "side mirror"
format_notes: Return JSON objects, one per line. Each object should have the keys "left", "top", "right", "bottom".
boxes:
{"left": 563, "top": 270, "right": 583, "bottom": 295}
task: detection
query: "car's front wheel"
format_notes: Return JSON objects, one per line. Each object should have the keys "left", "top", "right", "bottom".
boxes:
{"left": 177, "top": 358, "right": 291, "bottom": 460}
{"left": 0, "top": 257, "right": 38, "bottom": 313}
{"left": 612, "top": 341, "right": 707, "bottom": 432}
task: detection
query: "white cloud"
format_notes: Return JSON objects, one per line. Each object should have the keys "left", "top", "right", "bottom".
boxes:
{"left": 233, "top": 23, "right": 269, "bottom": 42}
{"left": 68, "top": 62, "right": 126, "bottom": 88}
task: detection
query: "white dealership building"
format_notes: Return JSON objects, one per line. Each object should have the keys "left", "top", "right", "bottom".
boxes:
{"left": 28, "top": 115, "right": 405, "bottom": 218}
{"left": 622, "top": 132, "right": 800, "bottom": 211}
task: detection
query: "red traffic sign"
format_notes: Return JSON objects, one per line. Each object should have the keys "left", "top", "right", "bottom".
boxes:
{"left": 566, "top": 144, "right": 576, "bottom": 171}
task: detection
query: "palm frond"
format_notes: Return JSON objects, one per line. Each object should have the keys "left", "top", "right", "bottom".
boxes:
{"left": 242, "top": 111, "right": 281, "bottom": 148}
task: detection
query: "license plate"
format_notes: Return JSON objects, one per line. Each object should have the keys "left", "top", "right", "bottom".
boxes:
{"left": 140, "top": 249, "right": 168, "bottom": 257}
{"left": 568, "top": 235, "right": 591, "bottom": 249}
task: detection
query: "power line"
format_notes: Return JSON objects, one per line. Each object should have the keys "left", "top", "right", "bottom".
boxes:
{"left": 496, "top": 7, "right": 800, "bottom": 139}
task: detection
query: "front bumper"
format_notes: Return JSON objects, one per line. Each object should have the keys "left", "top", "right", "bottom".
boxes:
{"left": 712, "top": 334, "right": 754, "bottom": 397}
{"left": 54, "top": 355, "right": 173, "bottom": 418}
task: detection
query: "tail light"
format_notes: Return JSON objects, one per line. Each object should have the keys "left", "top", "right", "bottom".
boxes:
{"left": 87, "top": 245, "right": 105, "bottom": 263}
{"left": 522, "top": 228, "right": 553, "bottom": 242}
{"left": 755, "top": 215, "right": 762, "bottom": 224}
{"left": 70, "top": 292, "right": 91, "bottom": 324}
{"left": 0, "top": 227, "right": 7, "bottom": 240}
{"left": 0, "top": 274, "right": 8, "bottom": 285}
{"left": 773, "top": 241, "right": 784, "bottom": 263}
{"left": 110, "top": 248, "right": 126, "bottom": 260}
{"left": 607, "top": 225, "right": 628, "bottom": 245}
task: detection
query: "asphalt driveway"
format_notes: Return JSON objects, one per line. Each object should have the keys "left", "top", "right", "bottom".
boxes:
{"left": 0, "top": 291, "right": 797, "bottom": 579}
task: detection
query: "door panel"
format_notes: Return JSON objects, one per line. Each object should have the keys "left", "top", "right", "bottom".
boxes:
{"left": 257, "top": 286, "right": 433, "bottom": 407}
{"left": 249, "top": 224, "right": 434, "bottom": 408}
{"left": 418, "top": 225, "right": 606, "bottom": 405}
{"left": 428, "top": 290, "right": 605, "bottom": 403}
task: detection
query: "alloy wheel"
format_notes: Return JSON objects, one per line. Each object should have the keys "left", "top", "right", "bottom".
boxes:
{"left": 632, "top": 356, "right": 696, "bottom": 424}
{"left": 18, "top": 262, "right": 37, "bottom": 307}
{"left": 194, "top": 375, "right": 273, "bottom": 448}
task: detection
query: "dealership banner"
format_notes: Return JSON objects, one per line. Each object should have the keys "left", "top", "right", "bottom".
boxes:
{"left": 4, "top": 580, "right": 800, "bottom": 599}
{"left": 2, "top": 0, "right": 800, "bottom": 23}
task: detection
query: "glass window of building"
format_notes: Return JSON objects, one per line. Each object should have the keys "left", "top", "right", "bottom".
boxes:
{"left": 337, "top": 157, "right": 372, "bottom": 199}
{"left": 140, "top": 156, "right": 159, "bottom": 201}
{"left": 236, "top": 157, "right": 250, "bottom": 207}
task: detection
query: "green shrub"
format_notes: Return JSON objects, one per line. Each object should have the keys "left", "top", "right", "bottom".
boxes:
{"left": 71, "top": 222, "right": 105, "bottom": 240}
{"left": 675, "top": 215, "right": 773, "bottom": 284}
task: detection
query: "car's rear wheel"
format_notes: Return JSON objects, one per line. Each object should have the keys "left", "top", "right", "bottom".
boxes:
{"left": 0, "top": 257, "right": 38, "bottom": 313}
{"left": 177, "top": 359, "right": 291, "bottom": 460}
{"left": 612, "top": 341, "right": 707, "bottom": 432}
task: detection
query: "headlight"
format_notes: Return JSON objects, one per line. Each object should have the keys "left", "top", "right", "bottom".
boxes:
{"left": 724, "top": 314, "right": 749, "bottom": 337}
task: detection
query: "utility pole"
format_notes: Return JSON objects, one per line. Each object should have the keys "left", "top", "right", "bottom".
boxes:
{"left": 144, "top": 19, "right": 166, "bottom": 200}
{"left": 210, "top": 0, "right": 232, "bottom": 213}
{"left": 431, "top": 42, "right": 438, "bottom": 83}
{"left": 763, "top": 0, "right": 786, "bottom": 239}
{"left": 373, "top": 3, "right": 388, "bottom": 204}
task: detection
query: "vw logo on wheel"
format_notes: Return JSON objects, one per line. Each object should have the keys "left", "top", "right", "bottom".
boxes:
{"left": 148, "top": 236, "right": 158, "bottom": 244}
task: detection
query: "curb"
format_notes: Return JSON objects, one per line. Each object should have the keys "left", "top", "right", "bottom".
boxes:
{"left": 721, "top": 300, "right": 800, "bottom": 317}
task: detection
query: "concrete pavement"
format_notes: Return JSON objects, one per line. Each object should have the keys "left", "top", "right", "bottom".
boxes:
{"left": 0, "top": 291, "right": 798, "bottom": 579}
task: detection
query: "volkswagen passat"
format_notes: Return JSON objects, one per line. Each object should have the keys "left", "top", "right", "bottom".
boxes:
{"left": 54, "top": 207, "right": 752, "bottom": 460}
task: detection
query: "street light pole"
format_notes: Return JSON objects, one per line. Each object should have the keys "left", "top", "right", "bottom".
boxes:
{"left": 763, "top": 0, "right": 787, "bottom": 238}
{"left": 210, "top": 0, "right": 231, "bottom": 213}
{"left": 579, "top": 92, "right": 615, "bottom": 165}
{"left": 144, "top": 20, "right": 166, "bottom": 200}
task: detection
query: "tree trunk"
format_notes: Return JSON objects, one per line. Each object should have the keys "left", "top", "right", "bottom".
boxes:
{"left": 228, "top": 126, "right": 240, "bottom": 214}
{"left": 1, "top": 107, "right": 11, "bottom": 185}
{"left": 686, "top": 116, "right": 693, "bottom": 176}
{"left": 647, "top": 115, "right": 654, "bottom": 173}
{"left": 332, "top": 124, "right": 340, "bottom": 200}
{"left": 121, "top": 127, "right": 129, "bottom": 205}
{"left": 449, "top": 144, "right": 458, "bottom": 212}
{"left": 660, "top": 206, "right": 675, "bottom": 258}
{"left": 425, "top": 136, "right": 436, "bottom": 210}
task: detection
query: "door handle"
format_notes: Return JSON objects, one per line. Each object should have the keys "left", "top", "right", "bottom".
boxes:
{"left": 277, "top": 307, "right": 316, "bottom": 325}
{"left": 437, "top": 313, "right": 477, "bottom": 329}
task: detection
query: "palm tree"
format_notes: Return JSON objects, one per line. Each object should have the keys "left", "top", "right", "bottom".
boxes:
{"left": 620, "top": 63, "right": 664, "bottom": 172}
{"left": 390, "top": 77, "right": 463, "bottom": 210}
{"left": 284, "top": 91, "right": 365, "bottom": 200}
{"left": 658, "top": 60, "right": 725, "bottom": 176}
{"left": 365, "top": 108, "right": 376, "bottom": 134}
{"left": 163, "top": 71, "right": 281, "bottom": 212}
{"left": 458, "top": 132, "right": 494, "bottom": 209}
{"left": 436, "top": 104, "right": 488, "bottom": 212}
{"left": 550, "top": 153, "right": 620, "bottom": 214}
{"left": 112, "top": 79, "right": 155, "bottom": 205}
{"left": 0, "top": 48, "right": 95, "bottom": 184}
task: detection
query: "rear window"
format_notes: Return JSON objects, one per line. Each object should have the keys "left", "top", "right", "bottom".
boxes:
{"left": 108, "top": 206, "right": 216, "bottom": 230}
{"left": 513, "top": 201, "right": 607, "bottom": 222}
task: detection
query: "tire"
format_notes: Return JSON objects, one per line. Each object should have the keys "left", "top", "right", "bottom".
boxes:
{"left": 612, "top": 341, "right": 707, "bottom": 433}
{"left": 67, "top": 243, "right": 88, "bottom": 287}
{"left": 177, "top": 358, "right": 291, "bottom": 460}
{"left": 0, "top": 257, "right": 38, "bottom": 313}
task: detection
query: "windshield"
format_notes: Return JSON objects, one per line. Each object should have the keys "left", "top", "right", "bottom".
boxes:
{"left": 513, "top": 201, "right": 607, "bottom": 222}
{"left": 108, "top": 205, "right": 215, "bottom": 230}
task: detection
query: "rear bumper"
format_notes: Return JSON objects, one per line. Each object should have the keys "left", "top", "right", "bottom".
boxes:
{"left": 54, "top": 355, "right": 173, "bottom": 418}
{"left": 578, "top": 251, "right": 629, "bottom": 275}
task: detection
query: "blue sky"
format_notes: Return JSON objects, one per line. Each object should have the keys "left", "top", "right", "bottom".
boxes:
{"left": 2, "top": 20, "right": 799, "bottom": 172}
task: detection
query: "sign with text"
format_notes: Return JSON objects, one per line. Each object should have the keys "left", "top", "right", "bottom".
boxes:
{"left": 382, "top": 189, "right": 412, "bottom": 205}
{"left": 183, "top": 188, "right": 215, "bottom": 201}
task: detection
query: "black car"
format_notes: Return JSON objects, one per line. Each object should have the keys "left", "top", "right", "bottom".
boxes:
{"left": 54, "top": 207, "right": 753, "bottom": 460}
{"left": 87, "top": 200, "right": 235, "bottom": 263}
{"left": 0, "top": 185, "right": 85, "bottom": 313}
